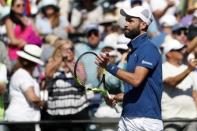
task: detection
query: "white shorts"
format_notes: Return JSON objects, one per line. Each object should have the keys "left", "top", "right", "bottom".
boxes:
{"left": 118, "top": 116, "right": 163, "bottom": 131}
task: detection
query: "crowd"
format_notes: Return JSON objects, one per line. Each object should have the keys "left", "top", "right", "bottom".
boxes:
{"left": 0, "top": 0, "right": 197, "bottom": 131}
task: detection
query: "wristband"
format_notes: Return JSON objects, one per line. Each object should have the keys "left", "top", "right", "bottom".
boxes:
{"left": 106, "top": 63, "right": 119, "bottom": 76}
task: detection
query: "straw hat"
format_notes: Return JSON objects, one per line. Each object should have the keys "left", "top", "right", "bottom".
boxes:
{"left": 17, "top": 45, "right": 44, "bottom": 65}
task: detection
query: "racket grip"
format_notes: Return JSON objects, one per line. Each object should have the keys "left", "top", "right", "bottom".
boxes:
{"left": 106, "top": 91, "right": 120, "bottom": 113}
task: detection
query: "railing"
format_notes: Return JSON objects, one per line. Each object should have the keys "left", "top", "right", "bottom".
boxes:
{"left": 1, "top": 118, "right": 197, "bottom": 125}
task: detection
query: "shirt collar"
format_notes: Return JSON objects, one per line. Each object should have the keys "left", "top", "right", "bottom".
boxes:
{"left": 127, "top": 33, "right": 148, "bottom": 49}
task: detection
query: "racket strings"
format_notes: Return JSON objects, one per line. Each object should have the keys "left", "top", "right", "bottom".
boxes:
{"left": 74, "top": 51, "right": 100, "bottom": 89}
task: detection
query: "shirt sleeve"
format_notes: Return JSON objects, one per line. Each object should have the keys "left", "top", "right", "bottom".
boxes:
{"left": 19, "top": 72, "right": 34, "bottom": 93}
{"left": 162, "top": 63, "right": 172, "bottom": 81}
{"left": 136, "top": 45, "right": 159, "bottom": 70}
{"left": 0, "top": 64, "right": 7, "bottom": 83}
{"left": 60, "top": 16, "right": 69, "bottom": 27}
{"left": 190, "top": 71, "right": 197, "bottom": 91}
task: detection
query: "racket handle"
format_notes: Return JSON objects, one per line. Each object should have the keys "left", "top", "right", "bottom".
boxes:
{"left": 106, "top": 91, "right": 120, "bottom": 113}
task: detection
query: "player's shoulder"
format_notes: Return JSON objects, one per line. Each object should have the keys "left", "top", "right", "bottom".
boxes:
{"left": 141, "top": 40, "right": 160, "bottom": 54}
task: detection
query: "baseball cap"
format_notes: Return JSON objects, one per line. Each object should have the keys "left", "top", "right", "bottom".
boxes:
{"left": 120, "top": 6, "right": 152, "bottom": 25}
{"left": 116, "top": 34, "right": 129, "bottom": 50}
{"left": 161, "top": 39, "right": 185, "bottom": 54}
{"left": 85, "top": 24, "right": 99, "bottom": 34}
{"left": 172, "top": 24, "right": 187, "bottom": 33}
{"left": 159, "top": 15, "right": 177, "bottom": 27}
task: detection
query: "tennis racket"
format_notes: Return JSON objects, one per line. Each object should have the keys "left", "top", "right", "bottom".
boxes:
{"left": 74, "top": 51, "right": 120, "bottom": 113}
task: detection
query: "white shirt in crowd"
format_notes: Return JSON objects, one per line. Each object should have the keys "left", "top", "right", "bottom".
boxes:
{"left": 5, "top": 68, "right": 40, "bottom": 121}
{"left": 162, "top": 62, "right": 197, "bottom": 119}
{"left": 0, "top": 63, "right": 7, "bottom": 83}
{"left": 35, "top": 15, "right": 70, "bottom": 39}
{"left": 149, "top": 0, "right": 179, "bottom": 20}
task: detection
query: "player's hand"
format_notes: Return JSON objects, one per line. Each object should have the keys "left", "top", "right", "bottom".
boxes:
{"left": 120, "top": 51, "right": 129, "bottom": 64}
{"left": 104, "top": 94, "right": 117, "bottom": 107}
{"left": 96, "top": 53, "right": 110, "bottom": 68}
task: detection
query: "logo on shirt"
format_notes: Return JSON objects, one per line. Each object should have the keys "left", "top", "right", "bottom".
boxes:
{"left": 142, "top": 60, "right": 153, "bottom": 66}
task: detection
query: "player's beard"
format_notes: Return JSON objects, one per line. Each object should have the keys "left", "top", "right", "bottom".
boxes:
{"left": 124, "top": 26, "right": 141, "bottom": 40}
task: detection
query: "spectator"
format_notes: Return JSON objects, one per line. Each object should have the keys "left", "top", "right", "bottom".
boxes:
{"left": 162, "top": 39, "right": 197, "bottom": 131}
{"left": 187, "top": 10, "right": 197, "bottom": 41}
{"left": 0, "top": 6, "right": 11, "bottom": 70}
{"left": 0, "top": 62, "right": 7, "bottom": 131}
{"left": 115, "top": 34, "right": 130, "bottom": 92}
{"left": 172, "top": 24, "right": 188, "bottom": 45}
{"left": 148, "top": 0, "right": 177, "bottom": 19}
{"left": 75, "top": 24, "right": 105, "bottom": 88}
{"left": 5, "top": 45, "right": 44, "bottom": 131}
{"left": 98, "top": 45, "right": 121, "bottom": 95}
{"left": 75, "top": 23, "right": 105, "bottom": 117}
{"left": 152, "top": 14, "right": 177, "bottom": 48}
{"left": 95, "top": 45, "right": 122, "bottom": 131}
{"left": 43, "top": 40, "right": 89, "bottom": 131}
{"left": 70, "top": 0, "right": 103, "bottom": 32}
{"left": 180, "top": 0, "right": 197, "bottom": 26}
{"left": 36, "top": 0, "right": 74, "bottom": 39}
{"left": 5, "top": 0, "right": 42, "bottom": 62}
{"left": 0, "top": 5, "right": 10, "bottom": 44}
{"left": 187, "top": 37, "right": 197, "bottom": 62}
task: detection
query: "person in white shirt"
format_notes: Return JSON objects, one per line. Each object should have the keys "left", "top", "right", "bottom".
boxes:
{"left": 5, "top": 45, "right": 44, "bottom": 131}
{"left": 162, "top": 39, "right": 197, "bottom": 131}
{"left": 36, "top": 0, "right": 74, "bottom": 39}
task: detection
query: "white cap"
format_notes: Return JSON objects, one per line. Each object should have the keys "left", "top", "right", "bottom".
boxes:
{"left": 159, "top": 15, "right": 177, "bottom": 27}
{"left": 17, "top": 45, "right": 44, "bottom": 65}
{"left": 38, "top": 0, "right": 59, "bottom": 10}
{"left": 120, "top": 6, "right": 152, "bottom": 25}
{"left": 85, "top": 23, "right": 99, "bottom": 33}
{"left": 161, "top": 39, "right": 184, "bottom": 54}
{"left": 0, "top": 6, "right": 10, "bottom": 21}
{"left": 116, "top": 34, "right": 129, "bottom": 50}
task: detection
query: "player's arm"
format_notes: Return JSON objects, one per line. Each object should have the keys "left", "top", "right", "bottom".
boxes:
{"left": 96, "top": 53, "right": 150, "bottom": 88}
{"left": 114, "top": 66, "right": 149, "bottom": 88}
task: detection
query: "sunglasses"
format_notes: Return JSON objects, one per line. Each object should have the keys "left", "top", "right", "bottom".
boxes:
{"left": 16, "top": 4, "right": 25, "bottom": 8}
{"left": 175, "top": 30, "right": 188, "bottom": 36}
{"left": 87, "top": 30, "right": 99, "bottom": 37}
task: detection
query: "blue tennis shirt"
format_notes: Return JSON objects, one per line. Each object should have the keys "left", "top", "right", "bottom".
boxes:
{"left": 123, "top": 33, "right": 163, "bottom": 120}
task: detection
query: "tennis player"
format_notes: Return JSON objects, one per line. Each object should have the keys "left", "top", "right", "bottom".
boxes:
{"left": 96, "top": 6, "right": 163, "bottom": 131}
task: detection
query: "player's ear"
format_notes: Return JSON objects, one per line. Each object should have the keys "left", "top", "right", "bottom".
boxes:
{"left": 140, "top": 21, "right": 148, "bottom": 31}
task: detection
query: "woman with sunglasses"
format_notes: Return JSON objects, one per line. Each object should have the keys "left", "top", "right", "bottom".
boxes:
{"left": 5, "top": 0, "right": 42, "bottom": 63}
{"left": 42, "top": 40, "right": 89, "bottom": 131}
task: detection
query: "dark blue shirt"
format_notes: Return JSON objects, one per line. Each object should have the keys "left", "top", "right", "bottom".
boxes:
{"left": 122, "top": 33, "right": 163, "bottom": 120}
